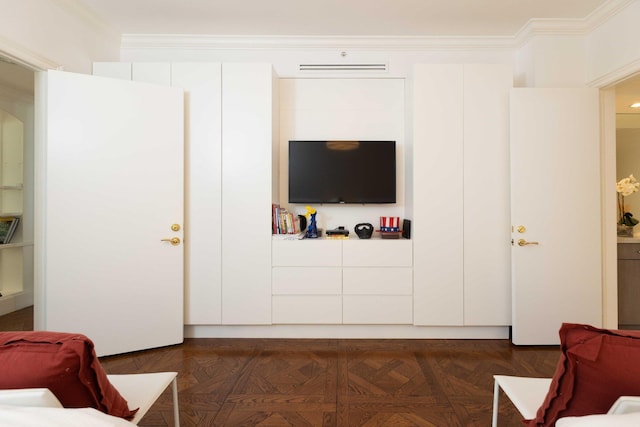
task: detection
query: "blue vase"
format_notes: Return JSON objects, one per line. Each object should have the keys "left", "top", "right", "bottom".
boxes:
{"left": 306, "top": 213, "right": 318, "bottom": 238}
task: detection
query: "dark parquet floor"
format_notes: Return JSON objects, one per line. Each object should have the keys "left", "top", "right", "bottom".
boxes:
{"left": 0, "top": 306, "right": 560, "bottom": 426}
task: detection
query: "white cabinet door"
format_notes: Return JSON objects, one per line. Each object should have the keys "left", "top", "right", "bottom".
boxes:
{"left": 413, "top": 64, "right": 511, "bottom": 327}
{"left": 462, "top": 64, "right": 512, "bottom": 325}
{"left": 171, "top": 63, "right": 223, "bottom": 325}
{"left": 221, "top": 64, "right": 275, "bottom": 325}
{"left": 94, "top": 62, "right": 225, "bottom": 325}
{"left": 413, "top": 64, "right": 464, "bottom": 326}
{"left": 511, "top": 88, "right": 602, "bottom": 345}
{"left": 38, "top": 70, "right": 184, "bottom": 356}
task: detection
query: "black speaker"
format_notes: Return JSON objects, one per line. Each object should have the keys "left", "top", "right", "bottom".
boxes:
{"left": 298, "top": 215, "right": 307, "bottom": 231}
{"left": 402, "top": 219, "right": 411, "bottom": 239}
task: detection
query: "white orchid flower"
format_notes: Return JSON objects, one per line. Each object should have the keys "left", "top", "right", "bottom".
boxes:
{"left": 617, "top": 174, "right": 640, "bottom": 197}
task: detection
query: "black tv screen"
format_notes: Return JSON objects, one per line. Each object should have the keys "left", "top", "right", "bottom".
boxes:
{"left": 288, "top": 140, "right": 396, "bottom": 204}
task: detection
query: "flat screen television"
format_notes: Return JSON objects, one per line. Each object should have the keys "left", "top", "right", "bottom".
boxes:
{"left": 288, "top": 140, "right": 396, "bottom": 204}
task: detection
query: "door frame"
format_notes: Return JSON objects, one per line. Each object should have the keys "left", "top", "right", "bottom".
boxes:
{"left": 0, "top": 45, "right": 60, "bottom": 329}
{"left": 591, "top": 61, "right": 640, "bottom": 329}
{"left": 0, "top": 44, "right": 63, "bottom": 330}
{"left": 600, "top": 87, "right": 618, "bottom": 329}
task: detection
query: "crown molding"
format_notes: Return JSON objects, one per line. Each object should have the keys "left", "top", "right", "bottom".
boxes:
{"left": 514, "top": 0, "right": 634, "bottom": 47}
{"left": 121, "top": 34, "right": 516, "bottom": 52}
{"left": 583, "top": 0, "right": 635, "bottom": 32}
{"left": 119, "top": 0, "right": 633, "bottom": 53}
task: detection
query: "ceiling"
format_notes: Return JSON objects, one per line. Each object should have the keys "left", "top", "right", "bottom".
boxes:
{"left": 76, "top": 0, "right": 607, "bottom": 37}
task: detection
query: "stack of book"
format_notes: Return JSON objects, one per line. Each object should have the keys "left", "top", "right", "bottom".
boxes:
{"left": 272, "top": 204, "right": 302, "bottom": 236}
{"left": 0, "top": 216, "right": 20, "bottom": 244}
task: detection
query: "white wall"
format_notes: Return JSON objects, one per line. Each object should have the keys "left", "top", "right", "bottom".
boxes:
{"left": 279, "top": 78, "right": 405, "bottom": 232}
{"left": 514, "top": 35, "right": 589, "bottom": 87}
{"left": 0, "top": 0, "right": 120, "bottom": 72}
{"left": 511, "top": 2, "right": 640, "bottom": 88}
{"left": 3, "top": 1, "right": 640, "bottom": 96}
{"left": 586, "top": 0, "right": 640, "bottom": 85}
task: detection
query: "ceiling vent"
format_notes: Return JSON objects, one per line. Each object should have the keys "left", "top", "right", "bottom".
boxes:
{"left": 299, "top": 63, "right": 388, "bottom": 72}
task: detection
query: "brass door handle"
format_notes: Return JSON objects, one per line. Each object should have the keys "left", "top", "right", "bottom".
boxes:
{"left": 518, "top": 239, "right": 539, "bottom": 247}
{"left": 161, "top": 237, "right": 181, "bottom": 246}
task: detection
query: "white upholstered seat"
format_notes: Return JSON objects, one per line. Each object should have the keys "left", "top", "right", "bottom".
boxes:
{"left": 492, "top": 375, "right": 640, "bottom": 426}
{"left": 0, "top": 371, "right": 179, "bottom": 426}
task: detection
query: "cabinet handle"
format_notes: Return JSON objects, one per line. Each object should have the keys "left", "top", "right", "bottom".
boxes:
{"left": 518, "top": 239, "right": 539, "bottom": 246}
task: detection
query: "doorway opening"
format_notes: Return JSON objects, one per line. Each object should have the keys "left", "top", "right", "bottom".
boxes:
{"left": 615, "top": 74, "right": 640, "bottom": 330}
{"left": 0, "top": 56, "right": 34, "bottom": 328}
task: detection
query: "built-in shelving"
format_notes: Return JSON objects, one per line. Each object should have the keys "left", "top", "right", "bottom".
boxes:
{"left": 0, "top": 184, "right": 23, "bottom": 190}
{"left": 0, "top": 106, "right": 32, "bottom": 316}
{"left": 0, "top": 242, "right": 33, "bottom": 250}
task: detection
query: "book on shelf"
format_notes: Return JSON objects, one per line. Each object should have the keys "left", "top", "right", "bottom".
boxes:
{"left": 271, "top": 204, "right": 301, "bottom": 236}
{"left": 0, "top": 216, "right": 20, "bottom": 244}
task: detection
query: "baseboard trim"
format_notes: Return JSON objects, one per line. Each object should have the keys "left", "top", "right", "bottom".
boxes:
{"left": 184, "top": 324, "right": 510, "bottom": 340}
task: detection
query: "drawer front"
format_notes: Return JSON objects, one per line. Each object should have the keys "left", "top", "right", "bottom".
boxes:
{"left": 343, "top": 296, "right": 413, "bottom": 324}
{"left": 272, "top": 240, "right": 342, "bottom": 266}
{"left": 342, "top": 239, "right": 412, "bottom": 267}
{"left": 618, "top": 243, "right": 640, "bottom": 260}
{"left": 272, "top": 267, "right": 342, "bottom": 295}
{"left": 343, "top": 268, "right": 412, "bottom": 295}
{"left": 272, "top": 296, "right": 342, "bottom": 324}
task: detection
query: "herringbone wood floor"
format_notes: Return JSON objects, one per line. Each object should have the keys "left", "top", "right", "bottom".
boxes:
{"left": 0, "top": 306, "right": 560, "bottom": 426}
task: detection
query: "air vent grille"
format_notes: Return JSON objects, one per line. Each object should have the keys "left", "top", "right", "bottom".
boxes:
{"left": 299, "top": 63, "right": 388, "bottom": 72}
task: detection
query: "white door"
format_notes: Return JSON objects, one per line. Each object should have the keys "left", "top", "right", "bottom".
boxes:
{"left": 511, "top": 88, "right": 602, "bottom": 345}
{"left": 37, "top": 70, "right": 184, "bottom": 356}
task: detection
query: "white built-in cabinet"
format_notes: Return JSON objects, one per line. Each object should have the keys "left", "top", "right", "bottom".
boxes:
{"left": 412, "top": 64, "right": 512, "bottom": 326}
{"left": 92, "top": 61, "right": 513, "bottom": 335}
{"left": 93, "top": 62, "right": 276, "bottom": 325}
{"left": 272, "top": 239, "right": 413, "bottom": 324}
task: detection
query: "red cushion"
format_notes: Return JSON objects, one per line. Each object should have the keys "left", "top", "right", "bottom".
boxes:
{"left": 527, "top": 323, "right": 640, "bottom": 426}
{"left": 0, "top": 331, "right": 138, "bottom": 420}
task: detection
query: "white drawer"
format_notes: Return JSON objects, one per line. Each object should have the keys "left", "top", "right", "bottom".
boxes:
{"left": 342, "top": 240, "right": 412, "bottom": 267}
{"left": 272, "top": 296, "right": 342, "bottom": 324}
{"left": 343, "top": 296, "right": 413, "bottom": 324}
{"left": 343, "top": 267, "right": 412, "bottom": 295}
{"left": 272, "top": 267, "right": 342, "bottom": 295}
{"left": 272, "top": 240, "right": 342, "bottom": 266}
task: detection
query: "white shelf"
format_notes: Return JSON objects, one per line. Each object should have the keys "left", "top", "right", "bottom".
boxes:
{"left": 0, "top": 242, "right": 33, "bottom": 250}
{"left": 0, "top": 184, "right": 23, "bottom": 190}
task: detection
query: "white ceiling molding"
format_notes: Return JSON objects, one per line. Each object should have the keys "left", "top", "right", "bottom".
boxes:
{"left": 514, "top": 0, "right": 633, "bottom": 47}
{"left": 583, "top": 0, "right": 635, "bottom": 31}
{"left": 120, "top": 34, "right": 515, "bottom": 52}
{"left": 119, "top": 0, "right": 633, "bottom": 53}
